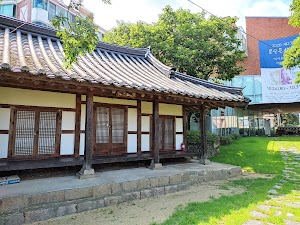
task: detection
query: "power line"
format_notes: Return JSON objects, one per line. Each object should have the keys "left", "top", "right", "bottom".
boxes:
{"left": 186, "top": 0, "right": 280, "bottom": 49}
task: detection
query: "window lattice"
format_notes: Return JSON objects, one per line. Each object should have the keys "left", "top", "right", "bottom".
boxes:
{"left": 38, "top": 112, "right": 57, "bottom": 155}
{"left": 14, "top": 110, "right": 35, "bottom": 155}
{"left": 111, "top": 108, "right": 124, "bottom": 144}
{"left": 96, "top": 107, "right": 109, "bottom": 143}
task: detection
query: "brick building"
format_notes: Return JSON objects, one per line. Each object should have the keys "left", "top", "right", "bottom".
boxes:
{"left": 227, "top": 17, "right": 300, "bottom": 104}
{"left": 242, "top": 17, "right": 300, "bottom": 76}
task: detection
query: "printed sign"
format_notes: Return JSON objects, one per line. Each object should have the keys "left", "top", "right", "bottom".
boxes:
{"left": 259, "top": 35, "right": 300, "bottom": 103}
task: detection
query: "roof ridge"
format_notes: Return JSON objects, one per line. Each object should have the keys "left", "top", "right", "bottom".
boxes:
{"left": 0, "top": 15, "right": 57, "bottom": 37}
{"left": 174, "top": 72, "right": 243, "bottom": 94}
{"left": 96, "top": 42, "right": 149, "bottom": 57}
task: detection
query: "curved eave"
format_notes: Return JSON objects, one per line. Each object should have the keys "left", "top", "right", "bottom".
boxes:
{"left": 0, "top": 15, "right": 248, "bottom": 106}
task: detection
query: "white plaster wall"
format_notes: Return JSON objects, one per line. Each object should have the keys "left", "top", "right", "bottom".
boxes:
{"left": 176, "top": 134, "right": 184, "bottom": 150}
{"left": 61, "top": 112, "right": 75, "bottom": 130}
{"left": 60, "top": 134, "right": 75, "bottom": 155}
{"left": 176, "top": 118, "right": 183, "bottom": 132}
{"left": 141, "top": 116, "right": 150, "bottom": 132}
{"left": 141, "top": 102, "right": 183, "bottom": 116}
{"left": 159, "top": 103, "right": 183, "bottom": 116}
{"left": 127, "top": 134, "right": 137, "bottom": 153}
{"left": 0, "top": 87, "right": 76, "bottom": 108}
{"left": 0, "top": 108, "right": 10, "bottom": 130}
{"left": 80, "top": 104, "right": 86, "bottom": 130}
{"left": 141, "top": 101, "right": 152, "bottom": 114}
{"left": 80, "top": 133, "right": 85, "bottom": 155}
{"left": 128, "top": 108, "right": 137, "bottom": 131}
{"left": 94, "top": 97, "right": 137, "bottom": 106}
{"left": 0, "top": 134, "right": 8, "bottom": 158}
{"left": 141, "top": 134, "right": 150, "bottom": 152}
{"left": 0, "top": 109, "right": 12, "bottom": 158}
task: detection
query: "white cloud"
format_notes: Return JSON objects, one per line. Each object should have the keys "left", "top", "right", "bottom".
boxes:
{"left": 76, "top": 0, "right": 292, "bottom": 30}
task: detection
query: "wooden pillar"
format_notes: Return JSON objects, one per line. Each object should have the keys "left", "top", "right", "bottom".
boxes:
{"left": 183, "top": 105, "right": 187, "bottom": 149}
{"left": 77, "top": 92, "right": 95, "bottom": 178}
{"left": 199, "top": 105, "right": 207, "bottom": 165}
{"left": 137, "top": 100, "right": 141, "bottom": 154}
{"left": 152, "top": 97, "right": 160, "bottom": 164}
{"left": 74, "top": 94, "right": 81, "bottom": 157}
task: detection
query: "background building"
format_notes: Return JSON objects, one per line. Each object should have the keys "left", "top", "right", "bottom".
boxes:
{"left": 196, "top": 17, "right": 300, "bottom": 136}
{"left": 0, "top": 0, "right": 106, "bottom": 40}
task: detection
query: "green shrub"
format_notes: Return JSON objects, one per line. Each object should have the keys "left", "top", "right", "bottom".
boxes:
{"left": 220, "top": 135, "right": 233, "bottom": 145}
{"left": 186, "top": 130, "right": 201, "bottom": 146}
{"left": 229, "top": 133, "right": 239, "bottom": 140}
{"left": 186, "top": 130, "right": 218, "bottom": 146}
{"left": 207, "top": 132, "right": 219, "bottom": 145}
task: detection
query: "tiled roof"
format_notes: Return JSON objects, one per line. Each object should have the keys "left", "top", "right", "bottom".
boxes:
{"left": 0, "top": 15, "right": 249, "bottom": 104}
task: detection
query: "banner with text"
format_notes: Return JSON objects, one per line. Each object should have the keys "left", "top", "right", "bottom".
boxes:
{"left": 259, "top": 35, "right": 300, "bottom": 103}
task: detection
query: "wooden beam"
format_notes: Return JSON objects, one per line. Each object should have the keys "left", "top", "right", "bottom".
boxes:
{"left": 0, "top": 104, "right": 76, "bottom": 112}
{"left": 199, "top": 105, "right": 207, "bottom": 165}
{"left": 55, "top": 110, "right": 62, "bottom": 156}
{"left": 152, "top": 97, "right": 160, "bottom": 163}
{"left": 8, "top": 107, "right": 16, "bottom": 157}
{"left": 0, "top": 71, "right": 247, "bottom": 109}
{"left": 74, "top": 94, "right": 81, "bottom": 157}
{"left": 33, "top": 111, "right": 40, "bottom": 157}
{"left": 137, "top": 100, "right": 141, "bottom": 154}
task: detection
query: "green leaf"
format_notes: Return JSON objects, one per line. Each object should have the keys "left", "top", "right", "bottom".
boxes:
{"left": 282, "top": 0, "right": 300, "bottom": 83}
{"left": 51, "top": 16, "right": 99, "bottom": 69}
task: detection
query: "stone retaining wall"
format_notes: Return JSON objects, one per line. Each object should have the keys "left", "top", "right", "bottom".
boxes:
{"left": 0, "top": 166, "right": 242, "bottom": 225}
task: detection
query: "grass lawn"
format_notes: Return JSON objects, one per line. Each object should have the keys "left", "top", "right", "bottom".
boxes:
{"left": 158, "top": 136, "right": 300, "bottom": 225}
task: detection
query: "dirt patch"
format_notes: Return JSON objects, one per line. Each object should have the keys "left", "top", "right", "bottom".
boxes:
{"left": 241, "top": 172, "right": 274, "bottom": 179}
{"left": 35, "top": 176, "right": 247, "bottom": 225}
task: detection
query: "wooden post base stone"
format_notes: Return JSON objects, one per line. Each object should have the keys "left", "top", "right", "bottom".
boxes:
{"left": 76, "top": 169, "right": 95, "bottom": 179}
{"left": 149, "top": 161, "right": 163, "bottom": 170}
{"left": 199, "top": 158, "right": 206, "bottom": 165}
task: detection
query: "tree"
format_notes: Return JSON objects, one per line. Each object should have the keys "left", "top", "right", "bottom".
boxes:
{"left": 104, "top": 6, "right": 245, "bottom": 80}
{"left": 50, "top": 0, "right": 110, "bottom": 69}
{"left": 282, "top": 0, "right": 300, "bottom": 83}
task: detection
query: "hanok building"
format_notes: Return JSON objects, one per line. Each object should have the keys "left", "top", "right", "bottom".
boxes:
{"left": 0, "top": 16, "right": 249, "bottom": 175}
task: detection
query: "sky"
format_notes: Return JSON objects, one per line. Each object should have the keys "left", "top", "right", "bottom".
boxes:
{"left": 71, "top": 0, "right": 293, "bottom": 31}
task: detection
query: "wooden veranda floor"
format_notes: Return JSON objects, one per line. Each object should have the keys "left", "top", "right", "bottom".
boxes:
{"left": 0, "top": 152, "right": 198, "bottom": 172}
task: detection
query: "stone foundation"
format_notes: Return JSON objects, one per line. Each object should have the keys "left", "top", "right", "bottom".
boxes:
{"left": 0, "top": 164, "right": 242, "bottom": 224}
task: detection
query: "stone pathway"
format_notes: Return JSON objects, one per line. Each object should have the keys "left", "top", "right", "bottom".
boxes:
{"left": 243, "top": 147, "right": 300, "bottom": 225}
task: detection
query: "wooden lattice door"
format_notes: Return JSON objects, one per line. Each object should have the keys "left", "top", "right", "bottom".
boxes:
{"left": 94, "top": 105, "right": 127, "bottom": 155}
{"left": 10, "top": 108, "right": 61, "bottom": 157}
{"left": 159, "top": 116, "right": 175, "bottom": 151}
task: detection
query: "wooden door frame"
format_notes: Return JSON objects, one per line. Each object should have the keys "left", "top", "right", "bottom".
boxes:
{"left": 93, "top": 103, "right": 128, "bottom": 155}
{"left": 8, "top": 106, "right": 62, "bottom": 158}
